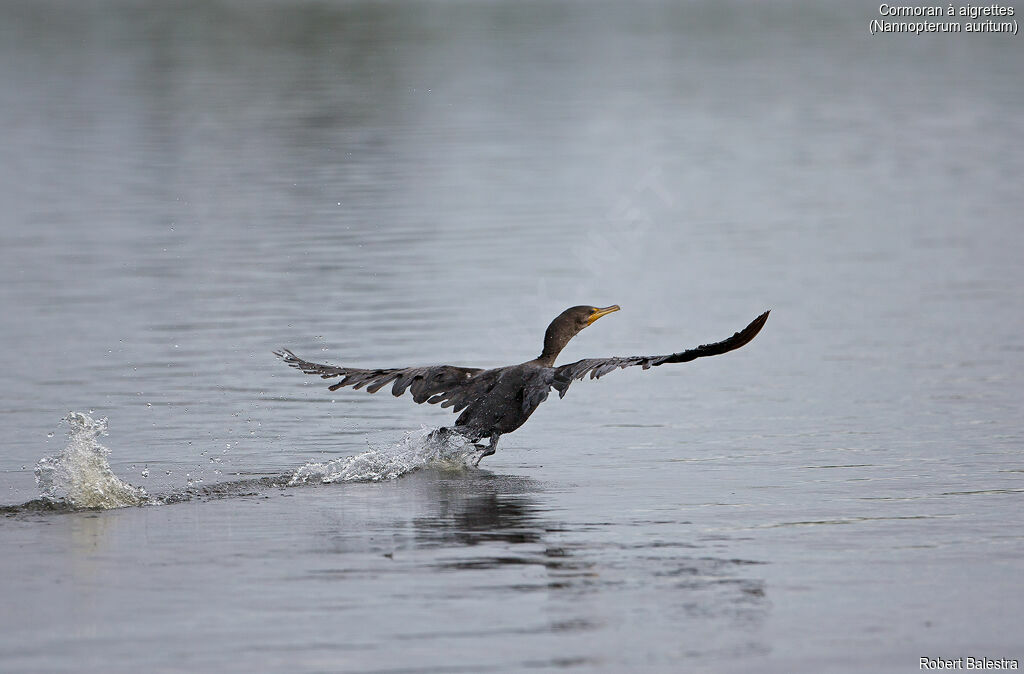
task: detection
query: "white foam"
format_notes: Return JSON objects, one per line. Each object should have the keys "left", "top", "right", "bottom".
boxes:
{"left": 288, "top": 427, "right": 476, "bottom": 486}
{"left": 27, "top": 416, "right": 475, "bottom": 510}
{"left": 34, "top": 412, "right": 148, "bottom": 509}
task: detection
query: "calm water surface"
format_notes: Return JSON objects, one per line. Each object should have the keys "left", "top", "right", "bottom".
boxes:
{"left": 1, "top": 2, "right": 1022, "bottom": 672}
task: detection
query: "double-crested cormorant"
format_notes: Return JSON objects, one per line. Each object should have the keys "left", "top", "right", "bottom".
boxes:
{"left": 275, "top": 306, "right": 769, "bottom": 465}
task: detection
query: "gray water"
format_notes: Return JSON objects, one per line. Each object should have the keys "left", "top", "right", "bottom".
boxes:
{"left": 2, "top": 1, "right": 1023, "bottom": 672}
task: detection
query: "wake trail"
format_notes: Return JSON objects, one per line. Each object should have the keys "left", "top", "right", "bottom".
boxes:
{"left": 4, "top": 412, "right": 479, "bottom": 515}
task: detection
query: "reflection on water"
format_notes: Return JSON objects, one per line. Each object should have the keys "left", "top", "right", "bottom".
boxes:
{"left": 414, "top": 474, "right": 768, "bottom": 606}
{"left": 414, "top": 473, "right": 547, "bottom": 548}
{"left": 299, "top": 467, "right": 772, "bottom": 665}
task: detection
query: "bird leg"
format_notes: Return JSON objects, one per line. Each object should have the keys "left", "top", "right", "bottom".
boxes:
{"left": 472, "top": 433, "right": 501, "bottom": 467}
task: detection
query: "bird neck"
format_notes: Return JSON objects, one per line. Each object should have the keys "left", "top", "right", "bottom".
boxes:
{"left": 537, "top": 325, "right": 574, "bottom": 367}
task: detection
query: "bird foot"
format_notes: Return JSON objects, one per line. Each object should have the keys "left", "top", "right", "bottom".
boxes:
{"left": 470, "top": 444, "right": 495, "bottom": 467}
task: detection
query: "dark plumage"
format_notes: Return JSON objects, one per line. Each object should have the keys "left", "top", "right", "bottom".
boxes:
{"left": 275, "top": 305, "right": 769, "bottom": 465}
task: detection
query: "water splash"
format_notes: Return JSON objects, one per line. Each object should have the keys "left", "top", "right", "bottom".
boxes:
{"left": 14, "top": 416, "right": 477, "bottom": 515}
{"left": 288, "top": 427, "right": 476, "bottom": 486}
{"left": 34, "top": 412, "right": 148, "bottom": 509}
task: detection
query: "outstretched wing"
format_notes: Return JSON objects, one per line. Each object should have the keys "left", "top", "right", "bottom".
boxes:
{"left": 552, "top": 310, "right": 770, "bottom": 397}
{"left": 274, "top": 349, "right": 492, "bottom": 412}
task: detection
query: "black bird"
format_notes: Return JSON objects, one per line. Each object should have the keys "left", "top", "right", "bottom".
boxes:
{"left": 275, "top": 306, "right": 769, "bottom": 465}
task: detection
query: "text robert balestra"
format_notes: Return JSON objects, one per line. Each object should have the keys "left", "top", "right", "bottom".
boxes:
{"left": 921, "top": 657, "right": 1019, "bottom": 670}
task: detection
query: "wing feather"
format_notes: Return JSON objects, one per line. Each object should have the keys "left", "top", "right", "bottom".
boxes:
{"left": 552, "top": 310, "right": 769, "bottom": 397}
{"left": 273, "top": 349, "right": 487, "bottom": 411}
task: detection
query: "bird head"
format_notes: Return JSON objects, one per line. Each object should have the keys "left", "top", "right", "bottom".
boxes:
{"left": 538, "top": 305, "right": 620, "bottom": 365}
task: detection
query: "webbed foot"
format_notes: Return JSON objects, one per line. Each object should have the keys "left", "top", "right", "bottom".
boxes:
{"left": 471, "top": 447, "right": 496, "bottom": 467}
{"left": 470, "top": 433, "right": 500, "bottom": 467}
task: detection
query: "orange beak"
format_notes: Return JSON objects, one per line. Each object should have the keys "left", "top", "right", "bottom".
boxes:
{"left": 586, "top": 305, "right": 621, "bottom": 326}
